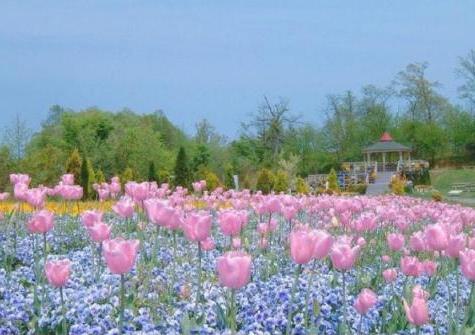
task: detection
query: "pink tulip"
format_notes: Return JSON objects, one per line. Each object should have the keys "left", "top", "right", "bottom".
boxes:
{"left": 387, "top": 233, "right": 405, "bottom": 251}
{"left": 80, "top": 210, "right": 103, "bottom": 227}
{"left": 232, "top": 237, "right": 242, "bottom": 249}
{"left": 102, "top": 238, "right": 140, "bottom": 274}
{"left": 425, "top": 224, "right": 448, "bottom": 251}
{"left": 382, "top": 255, "right": 391, "bottom": 263}
{"left": 409, "top": 231, "right": 427, "bottom": 252}
{"left": 382, "top": 268, "right": 398, "bottom": 282}
{"left": 264, "top": 197, "right": 281, "bottom": 214}
{"left": 61, "top": 174, "right": 75, "bottom": 185}
{"left": 27, "top": 210, "right": 54, "bottom": 234}
{"left": 290, "top": 228, "right": 316, "bottom": 264}
{"left": 146, "top": 199, "right": 183, "bottom": 230}
{"left": 460, "top": 249, "right": 475, "bottom": 281}
{"left": 125, "top": 182, "right": 149, "bottom": 202}
{"left": 45, "top": 259, "right": 71, "bottom": 288}
{"left": 330, "top": 242, "right": 359, "bottom": 271}
{"left": 0, "top": 192, "right": 10, "bottom": 201}
{"left": 446, "top": 234, "right": 465, "bottom": 258}
{"left": 259, "top": 237, "right": 268, "bottom": 249}
{"left": 87, "top": 222, "right": 111, "bottom": 243}
{"left": 422, "top": 260, "right": 437, "bottom": 277}
{"left": 282, "top": 206, "right": 298, "bottom": 221}
{"left": 109, "top": 177, "right": 121, "bottom": 197}
{"left": 10, "top": 173, "right": 31, "bottom": 186}
{"left": 97, "top": 187, "right": 110, "bottom": 202}
{"left": 25, "top": 188, "right": 47, "bottom": 209}
{"left": 403, "top": 286, "right": 429, "bottom": 326}
{"left": 200, "top": 237, "right": 216, "bottom": 251}
{"left": 182, "top": 212, "right": 212, "bottom": 242}
{"left": 14, "top": 183, "right": 29, "bottom": 201}
{"left": 218, "top": 210, "right": 243, "bottom": 236}
{"left": 313, "top": 230, "right": 333, "bottom": 260}
{"left": 354, "top": 288, "right": 377, "bottom": 314}
{"left": 112, "top": 198, "right": 135, "bottom": 219}
{"left": 216, "top": 251, "right": 252, "bottom": 289}
{"left": 356, "top": 237, "right": 366, "bottom": 247}
{"left": 400, "top": 256, "right": 423, "bottom": 277}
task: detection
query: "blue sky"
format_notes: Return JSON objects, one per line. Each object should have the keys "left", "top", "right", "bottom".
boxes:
{"left": 1, "top": 1, "right": 474, "bottom": 137}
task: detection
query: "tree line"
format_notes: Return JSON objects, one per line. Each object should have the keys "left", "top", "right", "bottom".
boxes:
{"left": 1, "top": 50, "right": 475, "bottom": 194}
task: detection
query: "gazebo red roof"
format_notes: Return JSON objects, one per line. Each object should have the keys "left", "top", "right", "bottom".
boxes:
{"left": 380, "top": 132, "right": 393, "bottom": 142}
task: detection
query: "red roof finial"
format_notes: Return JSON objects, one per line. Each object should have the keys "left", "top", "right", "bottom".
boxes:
{"left": 380, "top": 132, "right": 393, "bottom": 142}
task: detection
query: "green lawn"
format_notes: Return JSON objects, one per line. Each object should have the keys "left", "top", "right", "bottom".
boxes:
{"left": 430, "top": 168, "right": 475, "bottom": 195}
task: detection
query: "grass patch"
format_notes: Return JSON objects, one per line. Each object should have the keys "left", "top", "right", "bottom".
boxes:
{"left": 430, "top": 168, "right": 475, "bottom": 196}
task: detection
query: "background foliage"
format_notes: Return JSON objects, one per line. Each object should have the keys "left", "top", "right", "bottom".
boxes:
{"left": 2, "top": 51, "right": 475, "bottom": 192}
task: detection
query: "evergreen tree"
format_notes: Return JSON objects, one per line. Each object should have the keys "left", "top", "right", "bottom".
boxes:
{"left": 80, "top": 153, "right": 90, "bottom": 200}
{"left": 148, "top": 161, "right": 158, "bottom": 182}
{"left": 65, "top": 149, "right": 81, "bottom": 183}
{"left": 95, "top": 169, "right": 106, "bottom": 184}
{"left": 174, "top": 147, "right": 190, "bottom": 187}
{"left": 223, "top": 164, "right": 235, "bottom": 190}
{"left": 122, "top": 167, "right": 135, "bottom": 184}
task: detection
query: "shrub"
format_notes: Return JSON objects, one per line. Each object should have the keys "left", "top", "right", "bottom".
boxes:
{"left": 295, "top": 177, "right": 309, "bottom": 195}
{"left": 432, "top": 190, "right": 443, "bottom": 202}
{"left": 348, "top": 184, "right": 367, "bottom": 194}
{"left": 203, "top": 170, "right": 221, "bottom": 191}
{"left": 273, "top": 170, "right": 289, "bottom": 193}
{"left": 256, "top": 169, "right": 275, "bottom": 194}
{"left": 327, "top": 168, "right": 340, "bottom": 192}
{"left": 390, "top": 175, "right": 406, "bottom": 195}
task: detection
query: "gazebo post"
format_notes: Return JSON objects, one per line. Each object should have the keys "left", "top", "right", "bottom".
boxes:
{"left": 382, "top": 152, "right": 386, "bottom": 172}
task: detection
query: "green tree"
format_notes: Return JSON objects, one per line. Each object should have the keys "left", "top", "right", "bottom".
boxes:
{"left": 457, "top": 49, "right": 475, "bottom": 110}
{"left": 0, "top": 146, "right": 14, "bottom": 191}
{"left": 65, "top": 149, "right": 82, "bottom": 184}
{"left": 256, "top": 168, "right": 275, "bottom": 194}
{"left": 122, "top": 167, "right": 135, "bottom": 184}
{"left": 295, "top": 177, "right": 309, "bottom": 194}
{"left": 95, "top": 169, "right": 106, "bottom": 184}
{"left": 174, "top": 147, "right": 190, "bottom": 187}
{"left": 273, "top": 170, "right": 289, "bottom": 193}
{"left": 191, "top": 144, "right": 210, "bottom": 173}
{"left": 148, "top": 161, "right": 158, "bottom": 182}
{"left": 223, "top": 164, "right": 235, "bottom": 190}
{"left": 80, "top": 154, "right": 90, "bottom": 200}
{"left": 327, "top": 168, "right": 340, "bottom": 192}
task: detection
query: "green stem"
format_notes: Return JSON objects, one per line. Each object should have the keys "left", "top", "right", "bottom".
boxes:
{"left": 462, "top": 282, "right": 475, "bottom": 333}
{"left": 286, "top": 264, "right": 302, "bottom": 335}
{"left": 13, "top": 221, "right": 17, "bottom": 256}
{"left": 60, "top": 287, "right": 67, "bottom": 335}
{"left": 446, "top": 275, "right": 453, "bottom": 335}
{"left": 43, "top": 233, "right": 48, "bottom": 266}
{"left": 119, "top": 274, "right": 125, "bottom": 335}
{"left": 304, "top": 260, "right": 317, "bottom": 328}
{"left": 358, "top": 314, "right": 363, "bottom": 335}
{"left": 342, "top": 271, "right": 348, "bottom": 334}
{"left": 230, "top": 288, "right": 237, "bottom": 333}
{"left": 197, "top": 242, "right": 202, "bottom": 303}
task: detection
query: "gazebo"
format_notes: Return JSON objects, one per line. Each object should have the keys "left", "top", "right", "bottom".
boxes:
{"left": 362, "top": 132, "right": 411, "bottom": 172}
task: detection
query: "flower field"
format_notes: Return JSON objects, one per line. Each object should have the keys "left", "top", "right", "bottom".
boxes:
{"left": 2, "top": 174, "right": 475, "bottom": 335}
